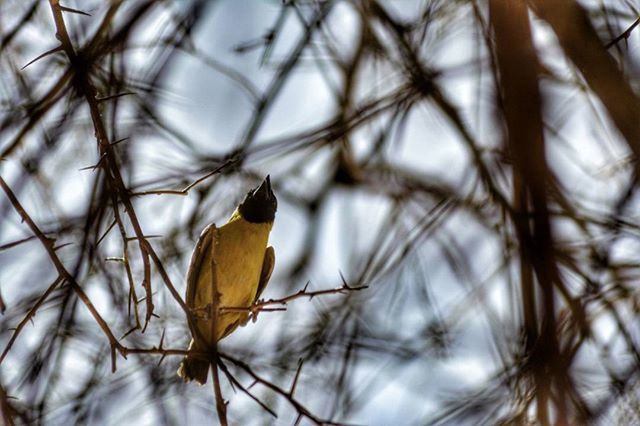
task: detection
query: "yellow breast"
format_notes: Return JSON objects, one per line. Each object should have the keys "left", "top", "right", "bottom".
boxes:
{"left": 192, "top": 212, "right": 273, "bottom": 345}
{"left": 216, "top": 215, "right": 272, "bottom": 307}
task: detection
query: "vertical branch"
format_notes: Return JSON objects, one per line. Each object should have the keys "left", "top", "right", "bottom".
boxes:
{"left": 0, "top": 385, "right": 16, "bottom": 426}
{"left": 47, "top": 0, "right": 156, "bottom": 329}
{"left": 110, "top": 196, "right": 141, "bottom": 330}
{"left": 489, "top": 0, "right": 568, "bottom": 423}
{"left": 208, "top": 226, "right": 227, "bottom": 425}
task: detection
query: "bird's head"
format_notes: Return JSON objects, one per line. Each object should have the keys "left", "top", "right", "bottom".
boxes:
{"left": 238, "top": 175, "right": 277, "bottom": 223}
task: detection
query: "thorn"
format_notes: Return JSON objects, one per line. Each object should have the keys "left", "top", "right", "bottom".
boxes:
{"left": 302, "top": 280, "right": 310, "bottom": 292}
{"left": 78, "top": 153, "right": 107, "bottom": 171}
{"left": 59, "top": 5, "right": 91, "bottom": 16}
{"left": 289, "top": 358, "right": 304, "bottom": 397}
{"left": 120, "top": 326, "right": 138, "bottom": 340}
{"left": 96, "top": 92, "right": 135, "bottom": 103}
{"left": 338, "top": 270, "right": 351, "bottom": 289}
{"left": 110, "top": 137, "right": 129, "bottom": 146}
{"left": 125, "top": 234, "right": 162, "bottom": 241}
{"left": 21, "top": 46, "right": 63, "bottom": 70}
{"left": 53, "top": 242, "right": 73, "bottom": 251}
{"left": 158, "top": 329, "right": 166, "bottom": 349}
{"left": 111, "top": 347, "right": 117, "bottom": 373}
{"left": 156, "top": 354, "right": 167, "bottom": 367}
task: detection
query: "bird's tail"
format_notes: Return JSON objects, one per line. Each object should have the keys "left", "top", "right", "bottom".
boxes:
{"left": 177, "top": 340, "right": 210, "bottom": 385}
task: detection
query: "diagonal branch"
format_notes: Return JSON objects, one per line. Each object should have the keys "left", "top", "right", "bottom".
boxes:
{"left": 528, "top": 0, "right": 640, "bottom": 170}
{"left": 0, "top": 276, "right": 64, "bottom": 364}
{"left": 0, "top": 176, "right": 125, "bottom": 363}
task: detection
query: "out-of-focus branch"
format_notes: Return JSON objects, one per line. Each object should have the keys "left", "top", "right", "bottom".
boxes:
{"left": 490, "top": 1, "right": 573, "bottom": 423}
{"left": 0, "top": 384, "right": 17, "bottom": 426}
{"left": 221, "top": 353, "right": 346, "bottom": 426}
{"left": 529, "top": 0, "right": 640, "bottom": 168}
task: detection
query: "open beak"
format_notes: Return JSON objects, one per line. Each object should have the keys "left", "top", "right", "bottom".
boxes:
{"left": 253, "top": 175, "right": 272, "bottom": 198}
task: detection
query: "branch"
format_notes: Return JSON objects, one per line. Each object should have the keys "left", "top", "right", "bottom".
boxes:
{"left": 47, "top": 0, "right": 156, "bottom": 330}
{"left": 219, "top": 281, "right": 368, "bottom": 318}
{"left": 208, "top": 226, "right": 228, "bottom": 426}
{"left": 221, "top": 353, "right": 349, "bottom": 426}
{"left": 0, "top": 176, "right": 125, "bottom": 366}
{"left": 0, "top": 277, "right": 64, "bottom": 364}
{"left": 605, "top": 16, "right": 640, "bottom": 48}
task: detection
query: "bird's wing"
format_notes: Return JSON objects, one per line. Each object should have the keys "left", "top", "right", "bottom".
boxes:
{"left": 185, "top": 223, "right": 217, "bottom": 310}
{"left": 254, "top": 246, "right": 275, "bottom": 302}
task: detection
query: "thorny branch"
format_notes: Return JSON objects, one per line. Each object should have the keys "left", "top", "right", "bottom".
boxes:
{"left": 219, "top": 281, "right": 369, "bottom": 320}
{"left": 47, "top": 0, "right": 156, "bottom": 330}
{"left": 0, "top": 176, "right": 126, "bottom": 366}
{"left": 2, "top": 0, "right": 640, "bottom": 424}
{"left": 221, "top": 354, "right": 349, "bottom": 426}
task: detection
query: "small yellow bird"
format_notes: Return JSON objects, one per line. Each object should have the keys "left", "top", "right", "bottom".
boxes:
{"left": 177, "top": 176, "right": 277, "bottom": 384}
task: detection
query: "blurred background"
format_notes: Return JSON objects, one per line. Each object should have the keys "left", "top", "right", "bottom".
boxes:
{"left": 1, "top": 0, "right": 640, "bottom": 424}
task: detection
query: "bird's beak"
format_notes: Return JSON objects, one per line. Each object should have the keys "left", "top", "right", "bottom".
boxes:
{"left": 254, "top": 175, "right": 272, "bottom": 198}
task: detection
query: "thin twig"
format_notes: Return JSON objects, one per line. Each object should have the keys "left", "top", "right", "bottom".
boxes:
{"left": 209, "top": 226, "right": 228, "bottom": 426}
{"left": 606, "top": 16, "right": 640, "bottom": 48}
{"left": 0, "top": 277, "right": 64, "bottom": 364}
{"left": 219, "top": 282, "right": 368, "bottom": 317}
{"left": 222, "top": 353, "right": 349, "bottom": 426}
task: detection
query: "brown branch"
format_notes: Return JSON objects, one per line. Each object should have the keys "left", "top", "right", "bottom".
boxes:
{"left": 122, "top": 347, "right": 189, "bottom": 357}
{"left": 0, "top": 276, "right": 64, "bottom": 364}
{"left": 528, "top": 0, "right": 640, "bottom": 169}
{"left": 110, "top": 196, "right": 141, "bottom": 330}
{"left": 221, "top": 353, "right": 348, "bottom": 426}
{"left": 289, "top": 358, "right": 304, "bottom": 397}
{"left": 47, "top": 0, "right": 156, "bottom": 331}
{"left": 217, "top": 359, "right": 278, "bottom": 418}
{"left": 0, "top": 385, "right": 16, "bottom": 426}
{"left": 219, "top": 282, "right": 368, "bottom": 318}
{"left": 129, "top": 157, "right": 240, "bottom": 197}
{"left": 490, "top": 1, "right": 570, "bottom": 422}
{"left": 605, "top": 16, "right": 640, "bottom": 48}
{"left": 0, "top": 176, "right": 125, "bottom": 364}
{"left": 211, "top": 361, "right": 227, "bottom": 425}
{"left": 208, "top": 226, "right": 228, "bottom": 426}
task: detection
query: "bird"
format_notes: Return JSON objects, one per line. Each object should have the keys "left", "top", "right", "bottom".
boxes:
{"left": 177, "top": 176, "right": 277, "bottom": 385}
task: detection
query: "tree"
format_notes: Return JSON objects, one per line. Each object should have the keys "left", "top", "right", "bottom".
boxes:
{"left": 1, "top": 0, "right": 640, "bottom": 424}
